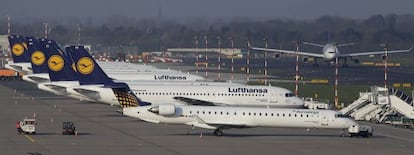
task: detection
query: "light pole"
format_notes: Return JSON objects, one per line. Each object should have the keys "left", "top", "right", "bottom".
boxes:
{"left": 217, "top": 36, "right": 221, "bottom": 81}
{"left": 229, "top": 37, "right": 234, "bottom": 81}
{"left": 263, "top": 38, "right": 268, "bottom": 85}
{"left": 44, "top": 22, "right": 48, "bottom": 39}
{"left": 194, "top": 36, "right": 199, "bottom": 75}
{"left": 204, "top": 36, "right": 208, "bottom": 78}
{"left": 381, "top": 43, "right": 389, "bottom": 89}
{"left": 246, "top": 39, "right": 250, "bottom": 83}
{"left": 294, "top": 41, "right": 300, "bottom": 96}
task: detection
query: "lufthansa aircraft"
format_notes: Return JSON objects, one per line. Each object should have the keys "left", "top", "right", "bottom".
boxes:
{"left": 7, "top": 35, "right": 205, "bottom": 84}
{"left": 122, "top": 104, "right": 372, "bottom": 137}
{"left": 251, "top": 42, "right": 412, "bottom": 67}
{"left": 59, "top": 45, "right": 304, "bottom": 108}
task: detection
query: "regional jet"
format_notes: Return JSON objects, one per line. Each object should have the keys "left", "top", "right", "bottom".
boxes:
{"left": 122, "top": 104, "right": 372, "bottom": 137}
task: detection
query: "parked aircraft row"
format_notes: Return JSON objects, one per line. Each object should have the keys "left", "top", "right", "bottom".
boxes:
{"left": 5, "top": 35, "right": 372, "bottom": 137}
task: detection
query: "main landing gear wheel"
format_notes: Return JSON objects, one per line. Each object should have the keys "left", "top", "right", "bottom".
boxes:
{"left": 213, "top": 129, "right": 223, "bottom": 136}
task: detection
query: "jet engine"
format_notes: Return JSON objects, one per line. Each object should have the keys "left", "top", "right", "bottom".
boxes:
{"left": 302, "top": 57, "right": 309, "bottom": 63}
{"left": 149, "top": 104, "right": 176, "bottom": 115}
{"left": 352, "top": 57, "right": 360, "bottom": 64}
{"left": 274, "top": 53, "right": 281, "bottom": 59}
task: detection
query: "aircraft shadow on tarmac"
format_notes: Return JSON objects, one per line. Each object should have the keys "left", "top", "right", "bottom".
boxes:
{"left": 171, "top": 132, "right": 384, "bottom": 138}
{"left": 32, "top": 132, "right": 93, "bottom": 136}
{"left": 171, "top": 132, "right": 347, "bottom": 138}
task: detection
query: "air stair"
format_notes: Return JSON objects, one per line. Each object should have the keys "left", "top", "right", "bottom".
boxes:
{"left": 388, "top": 88, "right": 414, "bottom": 119}
{"left": 339, "top": 92, "right": 371, "bottom": 115}
{"left": 341, "top": 86, "right": 414, "bottom": 125}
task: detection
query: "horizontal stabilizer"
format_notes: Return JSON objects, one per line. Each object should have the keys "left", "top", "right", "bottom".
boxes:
{"left": 173, "top": 96, "right": 217, "bottom": 106}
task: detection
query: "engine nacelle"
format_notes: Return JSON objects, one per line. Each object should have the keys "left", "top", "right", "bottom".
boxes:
{"left": 274, "top": 53, "right": 281, "bottom": 59}
{"left": 149, "top": 104, "right": 176, "bottom": 116}
{"left": 302, "top": 57, "right": 309, "bottom": 63}
{"left": 352, "top": 57, "right": 360, "bottom": 64}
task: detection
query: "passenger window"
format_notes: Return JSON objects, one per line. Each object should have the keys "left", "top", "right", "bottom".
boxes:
{"left": 289, "top": 114, "right": 291, "bottom": 117}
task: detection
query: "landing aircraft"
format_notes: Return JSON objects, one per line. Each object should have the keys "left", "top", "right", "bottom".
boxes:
{"left": 122, "top": 104, "right": 372, "bottom": 137}
{"left": 50, "top": 45, "right": 304, "bottom": 108}
{"left": 251, "top": 42, "right": 412, "bottom": 67}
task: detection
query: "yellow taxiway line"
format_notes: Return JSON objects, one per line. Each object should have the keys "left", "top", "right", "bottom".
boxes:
{"left": 24, "top": 135, "right": 36, "bottom": 142}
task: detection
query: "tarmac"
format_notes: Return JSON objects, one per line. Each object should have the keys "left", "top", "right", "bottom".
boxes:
{"left": 1, "top": 80, "right": 414, "bottom": 155}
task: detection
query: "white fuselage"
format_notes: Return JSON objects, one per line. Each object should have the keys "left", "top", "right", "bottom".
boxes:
{"left": 124, "top": 105, "right": 357, "bottom": 130}
{"left": 322, "top": 44, "right": 340, "bottom": 61}
{"left": 63, "top": 82, "right": 304, "bottom": 108}
{"left": 130, "top": 84, "right": 304, "bottom": 108}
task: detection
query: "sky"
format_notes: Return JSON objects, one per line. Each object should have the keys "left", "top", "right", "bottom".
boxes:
{"left": 1, "top": 0, "right": 414, "bottom": 21}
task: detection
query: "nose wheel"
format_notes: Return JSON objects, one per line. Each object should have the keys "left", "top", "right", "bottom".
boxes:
{"left": 213, "top": 129, "right": 223, "bottom": 136}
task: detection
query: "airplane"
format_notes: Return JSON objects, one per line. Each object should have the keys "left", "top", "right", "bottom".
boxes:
{"left": 250, "top": 42, "right": 412, "bottom": 67}
{"left": 56, "top": 45, "right": 304, "bottom": 108}
{"left": 5, "top": 35, "right": 32, "bottom": 73}
{"left": 7, "top": 35, "right": 205, "bottom": 83}
{"left": 122, "top": 103, "right": 373, "bottom": 137}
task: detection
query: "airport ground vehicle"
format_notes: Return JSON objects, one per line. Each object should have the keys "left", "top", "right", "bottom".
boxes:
{"left": 62, "top": 121, "right": 77, "bottom": 135}
{"left": 20, "top": 118, "right": 36, "bottom": 134}
{"left": 0, "top": 68, "right": 21, "bottom": 80}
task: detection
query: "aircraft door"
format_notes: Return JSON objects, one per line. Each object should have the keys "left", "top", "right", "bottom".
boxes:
{"left": 321, "top": 114, "right": 328, "bottom": 126}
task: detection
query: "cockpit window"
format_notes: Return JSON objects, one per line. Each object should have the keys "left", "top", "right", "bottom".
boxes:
{"left": 285, "top": 93, "right": 295, "bottom": 97}
{"left": 335, "top": 114, "right": 351, "bottom": 118}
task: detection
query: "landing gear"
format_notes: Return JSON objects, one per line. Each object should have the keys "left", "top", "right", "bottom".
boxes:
{"left": 213, "top": 129, "right": 223, "bottom": 136}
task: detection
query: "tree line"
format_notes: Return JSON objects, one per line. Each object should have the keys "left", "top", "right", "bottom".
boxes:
{"left": 1, "top": 14, "right": 413, "bottom": 54}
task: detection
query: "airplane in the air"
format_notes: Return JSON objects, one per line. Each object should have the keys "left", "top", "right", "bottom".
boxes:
{"left": 122, "top": 103, "right": 372, "bottom": 137}
{"left": 51, "top": 45, "right": 304, "bottom": 108}
{"left": 7, "top": 35, "right": 205, "bottom": 84}
{"left": 250, "top": 42, "right": 412, "bottom": 67}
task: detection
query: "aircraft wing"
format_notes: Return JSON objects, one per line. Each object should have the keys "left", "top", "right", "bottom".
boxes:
{"left": 251, "top": 46, "right": 324, "bottom": 58}
{"left": 339, "top": 48, "right": 412, "bottom": 57}
{"left": 43, "top": 84, "right": 68, "bottom": 95}
{"left": 173, "top": 96, "right": 226, "bottom": 106}
{"left": 72, "top": 88, "right": 101, "bottom": 100}
{"left": 188, "top": 115, "right": 248, "bottom": 129}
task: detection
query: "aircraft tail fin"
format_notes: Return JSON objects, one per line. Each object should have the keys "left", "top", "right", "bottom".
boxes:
{"left": 69, "top": 46, "right": 150, "bottom": 107}
{"left": 26, "top": 37, "right": 48, "bottom": 74}
{"left": 70, "top": 46, "right": 113, "bottom": 85}
{"left": 43, "top": 39, "right": 78, "bottom": 81}
{"left": 8, "top": 35, "right": 30, "bottom": 63}
{"left": 106, "top": 82, "right": 151, "bottom": 108}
